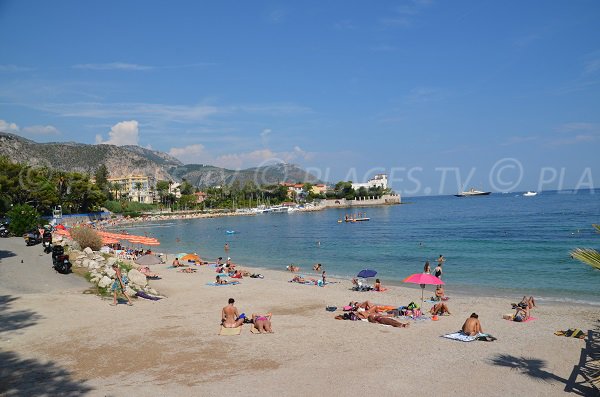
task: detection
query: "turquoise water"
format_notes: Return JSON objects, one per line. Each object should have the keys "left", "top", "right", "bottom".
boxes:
{"left": 119, "top": 190, "right": 600, "bottom": 303}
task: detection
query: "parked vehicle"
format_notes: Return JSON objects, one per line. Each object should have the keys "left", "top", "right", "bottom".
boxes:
{"left": 24, "top": 229, "right": 42, "bottom": 246}
{"left": 52, "top": 245, "right": 72, "bottom": 274}
{"left": 42, "top": 230, "right": 53, "bottom": 254}
{"left": 0, "top": 223, "right": 9, "bottom": 238}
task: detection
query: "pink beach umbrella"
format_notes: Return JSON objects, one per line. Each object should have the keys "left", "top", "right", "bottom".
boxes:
{"left": 402, "top": 273, "right": 445, "bottom": 303}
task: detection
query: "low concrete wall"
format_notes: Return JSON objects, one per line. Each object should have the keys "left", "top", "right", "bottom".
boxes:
{"left": 320, "top": 194, "right": 401, "bottom": 208}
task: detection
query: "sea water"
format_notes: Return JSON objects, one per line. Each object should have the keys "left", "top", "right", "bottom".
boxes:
{"left": 119, "top": 190, "right": 600, "bottom": 303}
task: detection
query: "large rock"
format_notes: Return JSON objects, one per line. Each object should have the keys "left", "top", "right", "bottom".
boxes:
{"left": 98, "top": 276, "right": 112, "bottom": 288}
{"left": 106, "top": 257, "right": 117, "bottom": 267}
{"left": 105, "top": 267, "right": 116, "bottom": 278}
{"left": 87, "top": 260, "right": 100, "bottom": 270}
{"left": 125, "top": 286, "right": 137, "bottom": 296}
{"left": 83, "top": 247, "right": 93, "bottom": 256}
{"left": 127, "top": 269, "right": 147, "bottom": 288}
{"left": 82, "top": 258, "right": 90, "bottom": 268}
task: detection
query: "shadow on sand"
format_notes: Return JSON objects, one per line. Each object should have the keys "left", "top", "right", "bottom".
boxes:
{"left": 489, "top": 320, "right": 600, "bottom": 396}
{"left": 0, "top": 295, "right": 93, "bottom": 395}
{"left": 0, "top": 351, "right": 93, "bottom": 396}
{"left": 0, "top": 249, "right": 17, "bottom": 260}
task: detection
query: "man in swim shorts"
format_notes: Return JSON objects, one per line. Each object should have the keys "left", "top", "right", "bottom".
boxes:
{"left": 221, "top": 298, "right": 244, "bottom": 328}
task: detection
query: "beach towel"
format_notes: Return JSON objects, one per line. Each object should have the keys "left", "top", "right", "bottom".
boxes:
{"left": 219, "top": 326, "right": 242, "bottom": 336}
{"left": 554, "top": 328, "right": 586, "bottom": 339}
{"left": 442, "top": 332, "right": 477, "bottom": 342}
{"left": 206, "top": 281, "right": 240, "bottom": 286}
{"left": 505, "top": 316, "right": 537, "bottom": 323}
{"left": 135, "top": 291, "right": 162, "bottom": 301}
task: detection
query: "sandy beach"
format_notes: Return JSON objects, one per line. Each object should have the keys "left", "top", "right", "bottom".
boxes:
{"left": 0, "top": 236, "right": 598, "bottom": 397}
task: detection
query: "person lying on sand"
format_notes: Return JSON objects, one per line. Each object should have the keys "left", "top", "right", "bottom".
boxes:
{"left": 178, "top": 268, "right": 196, "bottom": 273}
{"left": 513, "top": 296, "right": 536, "bottom": 309}
{"left": 287, "top": 265, "right": 300, "bottom": 272}
{"left": 138, "top": 266, "right": 160, "bottom": 278}
{"left": 216, "top": 275, "right": 233, "bottom": 284}
{"left": 367, "top": 314, "right": 409, "bottom": 328}
{"left": 430, "top": 302, "right": 451, "bottom": 316}
{"left": 290, "top": 275, "right": 316, "bottom": 284}
{"left": 513, "top": 305, "right": 530, "bottom": 322}
{"left": 252, "top": 313, "right": 274, "bottom": 333}
{"left": 350, "top": 300, "right": 375, "bottom": 311}
{"left": 221, "top": 298, "right": 244, "bottom": 328}
{"left": 462, "top": 313, "right": 483, "bottom": 336}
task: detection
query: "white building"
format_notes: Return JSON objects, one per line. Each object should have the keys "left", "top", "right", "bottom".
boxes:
{"left": 351, "top": 174, "right": 388, "bottom": 191}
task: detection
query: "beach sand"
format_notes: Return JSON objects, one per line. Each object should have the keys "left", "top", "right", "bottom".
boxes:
{"left": 0, "top": 237, "right": 597, "bottom": 396}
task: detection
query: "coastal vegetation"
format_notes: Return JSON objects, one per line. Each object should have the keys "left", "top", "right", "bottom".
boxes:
{"left": 70, "top": 226, "right": 103, "bottom": 251}
{"left": 5, "top": 203, "right": 40, "bottom": 235}
{"left": 571, "top": 224, "right": 600, "bottom": 270}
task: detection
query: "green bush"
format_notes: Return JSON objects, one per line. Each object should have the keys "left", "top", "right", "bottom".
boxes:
{"left": 70, "top": 227, "right": 103, "bottom": 251}
{"left": 6, "top": 204, "right": 40, "bottom": 236}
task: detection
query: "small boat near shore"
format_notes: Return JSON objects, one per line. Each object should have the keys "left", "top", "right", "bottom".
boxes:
{"left": 523, "top": 191, "right": 538, "bottom": 197}
{"left": 454, "top": 188, "right": 491, "bottom": 197}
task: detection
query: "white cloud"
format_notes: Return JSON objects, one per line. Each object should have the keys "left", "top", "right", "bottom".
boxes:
{"left": 260, "top": 128, "right": 271, "bottom": 145}
{"left": 501, "top": 135, "right": 538, "bottom": 146}
{"left": 0, "top": 119, "right": 20, "bottom": 133}
{"left": 556, "top": 122, "right": 595, "bottom": 133}
{"left": 21, "top": 125, "right": 60, "bottom": 135}
{"left": 168, "top": 144, "right": 207, "bottom": 164}
{"left": 96, "top": 120, "right": 140, "bottom": 146}
{"left": 73, "top": 62, "right": 154, "bottom": 71}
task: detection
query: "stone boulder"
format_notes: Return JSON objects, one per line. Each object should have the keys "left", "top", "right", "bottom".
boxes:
{"left": 127, "top": 269, "right": 147, "bottom": 288}
{"left": 125, "top": 286, "right": 137, "bottom": 296}
{"left": 83, "top": 247, "right": 93, "bottom": 256}
{"left": 105, "top": 267, "right": 116, "bottom": 278}
{"left": 87, "top": 260, "right": 100, "bottom": 270}
{"left": 98, "top": 276, "right": 112, "bottom": 289}
{"left": 106, "top": 257, "right": 117, "bottom": 267}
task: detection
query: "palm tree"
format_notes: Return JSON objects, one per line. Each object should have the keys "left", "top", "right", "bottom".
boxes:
{"left": 134, "top": 182, "right": 143, "bottom": 203}
{"left": 571, "top": 224, "right": 600, "bottom": 270}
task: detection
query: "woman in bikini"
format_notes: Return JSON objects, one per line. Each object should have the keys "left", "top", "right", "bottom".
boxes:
{"left": 430, "top": 302, "right": 451, "bottom": 315}
{"left": 252, "top": 313, "right": 273, "bottom": 333}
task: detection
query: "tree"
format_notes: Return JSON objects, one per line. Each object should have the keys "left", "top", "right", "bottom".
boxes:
{"left": 134, "top": 182, "right": 143, "bottom": 203}
{"left": 94, "top": 164, "right": 109, "bottom": 192}
{"left": 571, "top": 224, "right": 600, "bottom": 270}
{"left": 180, "top": 180, "right": 194, "bottom": 195}
{"left": 7, "top": 204, "right": 40, "bottom": 236}
{"left": 156, "top": 180, "right": 170, "bottom": 204}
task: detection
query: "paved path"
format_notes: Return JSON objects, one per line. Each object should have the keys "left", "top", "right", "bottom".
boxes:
{"left": 0, "top": 237, "right": 88, "bottom": 294}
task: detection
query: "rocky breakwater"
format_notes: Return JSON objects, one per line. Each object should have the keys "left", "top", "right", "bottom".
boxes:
{"left": 69, "top": 247, "right": 162, "bottom": 299}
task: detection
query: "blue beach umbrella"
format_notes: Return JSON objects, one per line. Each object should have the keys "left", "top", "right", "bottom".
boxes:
{"left": 357, "top": 269, "right": 377, "bottom": 279}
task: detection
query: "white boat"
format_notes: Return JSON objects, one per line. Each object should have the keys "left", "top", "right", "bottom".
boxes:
{"left": 454, "top": 188, "right": 491, "bottom": 197}
{"left": 523, "top": 191, "right": 538, "bottom": 197}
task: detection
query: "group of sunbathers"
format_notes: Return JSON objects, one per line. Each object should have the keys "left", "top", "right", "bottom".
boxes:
{"left": 221, "top": 298, "right": 273, "bottom": 333}
{"left": 511, "top": 296, "right": 536, "bottom": 322}
{"left": 335, "top": 300, "right": 410, "bottom": 328}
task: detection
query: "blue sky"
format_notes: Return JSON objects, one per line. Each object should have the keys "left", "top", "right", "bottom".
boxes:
{"left": 1, "top": 0, "right": 599, "bottom": 195}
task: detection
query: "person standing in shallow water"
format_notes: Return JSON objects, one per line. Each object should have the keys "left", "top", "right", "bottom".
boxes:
{"left": 421, "top": 261, "right": 431, "bottom": 289}
{"left": 224, "top": 243, "right": 230, "bottom": 252}
{"left": 434, "top": 261, "right": 443, "bottom": 279}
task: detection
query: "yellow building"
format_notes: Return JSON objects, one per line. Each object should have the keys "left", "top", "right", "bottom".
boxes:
{"left": 107, "top": 175, "right": 156, "bottom": 203}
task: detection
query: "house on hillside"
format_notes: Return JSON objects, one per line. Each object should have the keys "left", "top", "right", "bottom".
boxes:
{"left": 351, "top": 174, "right": 388, "bottom": 191}
{"left": 194, "top": 191, "right": 207, "bottom": 203}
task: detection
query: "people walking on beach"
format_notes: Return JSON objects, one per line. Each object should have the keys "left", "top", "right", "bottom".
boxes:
{"left": 221, "top": 298, "right": 244, "bottom": 328}
{"left": 462, "top": 313, "right": 482, "bottom": 336}
{"left": 434, "top": 261, "right": 443, "bottom": 279}
{"left": 252, "top": 313, "right": 274, "bottom": 333}
{"left": 322, "top": 271, "right": 327, "bottom": 284}
{"left": 110, "top": 263, "right": 132, "bottom": 306}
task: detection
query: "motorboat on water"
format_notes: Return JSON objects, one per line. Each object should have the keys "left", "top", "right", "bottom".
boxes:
{"left": 454, "top": 188, "right": 491, "bottom": 197}
{"left": 523, "top": 191, "right": 538, "bottom": 197}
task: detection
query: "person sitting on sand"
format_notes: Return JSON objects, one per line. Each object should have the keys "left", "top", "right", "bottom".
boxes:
{"left": 172, "top": 258, "right": 183, "bottom": 267}
{"left": 252, "top": 313, "right": 274, "bottom": 333}
{"left": 287, "top": 264, "right": 300, "bottom": 272}
{"left": 313, "top": 263, "right": 322, "bottom": 272}
{"left": 367, "top": 313, "right": 409, "bottom": 328}
{"left": 222, "top": 298, "right": 244, "bottom": 328}
{"left": 216, "top": 275, "right": 230, "bottom": 284}
{"left": 430, "top": 302, "right": 451, "bottom": 316}
{"left": 216, "top": 257, "right": 223, "bottom": 265}
{"left": 462, "top": 313, "right": 483, "bottom": 336}
{"left": 513, "top": 305, "right": 530, "bottom": 322}
{"left": 230, "top": 270, "right": 243, "bottom": 279}
{"left": 374, "top": 278, "right": 388, "bottom": 292}
{"left": 434, "top": 285, "right": 445, "bottom": 301}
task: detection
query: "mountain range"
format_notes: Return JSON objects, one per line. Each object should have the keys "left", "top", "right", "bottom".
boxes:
{"left": 0, "top": 132, "right": 321, "bottom": 187}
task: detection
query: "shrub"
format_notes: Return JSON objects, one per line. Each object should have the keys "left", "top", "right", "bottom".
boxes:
{"left": 7, "top": 204, "right": 40, "bottom": 236}
{"left": 70, "top": 227, "right": 103, "bottom": 251}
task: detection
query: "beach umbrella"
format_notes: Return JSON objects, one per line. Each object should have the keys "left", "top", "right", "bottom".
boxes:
{"left": 135, "top": 254, "right": 162, "bottom": 266}
{"left": 357, "top": 269, "right": 377, "bottom": 279}
{"left": 176, "top": 253, "right": 188, "bottom": 259}
{"left": 403, "top": 273, "right": 444, "bottom": 302}
{"left": 181, "top": 253, "right": 201, "bottom": 263}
